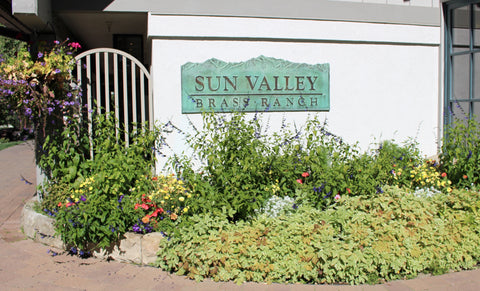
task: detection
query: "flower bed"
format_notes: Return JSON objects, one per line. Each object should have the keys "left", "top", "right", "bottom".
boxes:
{"left": 2, "top": 42, "right": 479, "bottom": 284}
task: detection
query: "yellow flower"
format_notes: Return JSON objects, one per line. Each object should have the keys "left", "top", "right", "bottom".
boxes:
{"left": 187, "top": 194, "right": 192, "bottom": 199}
{"left": 89, "top": 187, "right": 93, "bottom": 191}
{"left": 179, "top": 197, "right": 185, "bottom": 202}
{"left": 183, "top": 207, "right": 189, "bottom": 213}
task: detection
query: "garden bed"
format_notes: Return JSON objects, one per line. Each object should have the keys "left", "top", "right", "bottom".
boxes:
{"left": 21, "top": 198, "right": 164, "bottom": 265}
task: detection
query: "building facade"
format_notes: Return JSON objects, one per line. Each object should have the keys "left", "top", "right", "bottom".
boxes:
{"left": 2, "top": 0, "right": 475, "bottom": 160}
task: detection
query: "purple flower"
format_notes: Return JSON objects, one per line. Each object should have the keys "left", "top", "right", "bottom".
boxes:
{"left": 47, "top": 107, "right": 54, "bottom": 115}
{"left": 37, "top": 52, "right": 43, "bottom": 58}
{"left": 54, "top": 69, "right": 61, "bottom": 73}
{"left": 25, "top": 108, "right": 32, "bottom": 116}
{"left": 80, "top": 195, "right": 86, "bottom": 202}
{"left": 54, "top": 40, "right": 60, "bottom": 45}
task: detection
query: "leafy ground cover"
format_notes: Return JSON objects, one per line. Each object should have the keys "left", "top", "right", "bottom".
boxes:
{"left": 31, "top": 110, "right": 480, "bottom": 285}
{"left": 156, "top": 187, "right": 480, "bottom": 285}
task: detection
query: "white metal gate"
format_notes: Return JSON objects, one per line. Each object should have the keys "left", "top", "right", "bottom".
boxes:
{"left": 74, "top": 48, "right": 153, "bottom": 146}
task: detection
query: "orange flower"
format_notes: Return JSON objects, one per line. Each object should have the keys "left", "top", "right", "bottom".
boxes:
{"left": 170, "top": 213, "right": 178, "bottom": 221}
{"left": 152, "top": 176, "right": 158, "bottom": 181}
{"left": 463, "top": 175, "right": 468, "bottom": 179}
{"left": 346, "top": 188, "right": 351, "bottom": 194}
{"left": 141, "top": 215, "right": 150, "bottom": 224}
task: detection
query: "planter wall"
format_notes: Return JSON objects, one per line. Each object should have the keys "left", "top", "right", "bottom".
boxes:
{"left": 21, "top": 198, "right": 164, "bottom": 265}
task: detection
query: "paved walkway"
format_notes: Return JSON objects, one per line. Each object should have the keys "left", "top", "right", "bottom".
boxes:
{"left": 1, "top": 142, "right": 480, "bottom": 290}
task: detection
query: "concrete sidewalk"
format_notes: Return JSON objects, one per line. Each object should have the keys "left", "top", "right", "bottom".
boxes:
{"left": 1, "top": 142, "right": 480, "bottom": 290}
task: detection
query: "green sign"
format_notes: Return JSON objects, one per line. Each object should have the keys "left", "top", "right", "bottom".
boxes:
{"left": 181, "top": 56, "right": 330, "bottom": 113}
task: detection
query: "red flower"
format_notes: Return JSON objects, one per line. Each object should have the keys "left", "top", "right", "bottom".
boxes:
{"left": 65, "top": 202, "right": 74, "bottom": 208}
{"left": 57, "top": 202, "right": 62, "bottom": 207}
{"left": 463, "top": 175, "right": 468, "bottom": 179}
{"left": 296, "top": 179, "right": 303, "bottom": 184}
{"left": 302, "top": 172, "right": 309, "bottom": 178}
{"left": 150, "top": 208, "right": 164, "bottom": 217}
{"left": 152, "top": 177, "right": 158, "bottom": 181}
{"left": 346, "top": 188, "right": 351, "bottom": 194}
{"left": 441, "top": 172, "right": 447, "bottom": 178}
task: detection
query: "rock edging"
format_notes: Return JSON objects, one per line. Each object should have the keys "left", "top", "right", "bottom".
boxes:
{"left": 21, "top": 198, "right": 163, "bottom": 265}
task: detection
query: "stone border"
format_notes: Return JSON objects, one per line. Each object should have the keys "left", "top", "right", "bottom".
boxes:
{"left": 21, "top": 198, "right": 163, "bottom": 265}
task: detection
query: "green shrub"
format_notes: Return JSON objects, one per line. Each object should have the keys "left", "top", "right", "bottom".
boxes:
{"left": 40, "top": 113, "right": 164, "bottom": 251}
{"left": 441, "top": 117, "right": 480, "bottom": 189}
{"left": 171, "top": 112, "right": 288, "bottom": 221}
{"left": 156, "top": 186, "right": 480, "bottom": 285}
{"left": 170, "top": 112, "right": 424, "bottom": 219}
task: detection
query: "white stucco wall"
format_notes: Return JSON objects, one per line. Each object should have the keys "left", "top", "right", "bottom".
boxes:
{"left": 148, "top": 15, "right": 441, "bottom": 171}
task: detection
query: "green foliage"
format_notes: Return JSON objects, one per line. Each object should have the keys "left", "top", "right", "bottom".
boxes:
{"left": 0, "top": 35, "right": 24, "bottom": 129}
{"left": 0, "top": 40, "right": 82, "bottom": 142}
{"left": 156, "top": 186, "right": 480, "bottom": 285}
{"left": 172, "top": 112, "right": 280, "bottom": 221}
{"left": 40, "top": 112, "right": 163, "bottom": 251}
{"left": 441, "top": 117, "right": 480, "bottom": 188}
{"left": 52, "top": 175, "right": 139, "bottom": 251}
{"left": 171, "top": 112, "right": 426, "bottom": 220}
{"left": 0, "top": 36, "right": 26, "bottom": 60}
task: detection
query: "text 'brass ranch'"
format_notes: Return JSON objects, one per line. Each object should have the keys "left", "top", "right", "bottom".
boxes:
{"left": 181, "top": 56, "right": 330, "bottom": 113}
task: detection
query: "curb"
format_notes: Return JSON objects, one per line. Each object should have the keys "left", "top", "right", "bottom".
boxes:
{"left": 20, "top": 198, "right": 164, "bottom": 265}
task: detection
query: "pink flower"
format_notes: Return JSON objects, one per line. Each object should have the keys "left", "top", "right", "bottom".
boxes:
{"left": 334, "top": 194, "right": 341, "bottom": 201}
{"left": 441, "top": 172, "right": 447, "bottom": 178}
{"left": 296, "top": 179, "right": 303, "bottom": 184}
{"left": 68, "top": 42, "right": 82, "bottom": 49}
